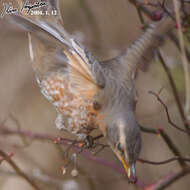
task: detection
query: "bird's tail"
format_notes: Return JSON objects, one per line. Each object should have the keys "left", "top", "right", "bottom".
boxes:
{"left": 122, "top": 15, "right": 174, "bottom": 77}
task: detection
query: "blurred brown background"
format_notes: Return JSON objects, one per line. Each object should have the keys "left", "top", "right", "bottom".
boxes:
{"left": 0, "top": 0, "right": 190, "bottom": 190}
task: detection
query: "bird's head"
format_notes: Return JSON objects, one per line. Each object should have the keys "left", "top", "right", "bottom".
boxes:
{"left": 106, "top": 110, "right": 141, "bottom": 183}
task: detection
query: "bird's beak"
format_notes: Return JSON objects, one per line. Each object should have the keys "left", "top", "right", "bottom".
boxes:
{"left": 120, "top": 157, "right": 137, "bottom": 183}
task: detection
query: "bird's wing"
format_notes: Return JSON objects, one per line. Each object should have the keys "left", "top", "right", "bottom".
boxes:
{"left": 101, "top": 16, "right": 174, "bottom": 80}
{"left": 9, "top": 14, "right": 101, "bottom": 99}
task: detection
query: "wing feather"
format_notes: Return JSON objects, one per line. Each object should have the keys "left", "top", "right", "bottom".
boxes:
{"left": 9, "top": 13, "right": 100, "bottom": 98}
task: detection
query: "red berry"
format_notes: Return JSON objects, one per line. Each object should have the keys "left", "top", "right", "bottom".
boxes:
{"left": 152, "top": 11, "right": 163, "bottom": 21}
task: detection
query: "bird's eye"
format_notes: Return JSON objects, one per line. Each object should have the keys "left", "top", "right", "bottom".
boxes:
{"left": 117, "top": 143, "right": 124, "bottom": 154}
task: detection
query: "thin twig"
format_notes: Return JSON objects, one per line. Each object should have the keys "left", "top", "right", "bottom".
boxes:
{"left": 0, "top": 126, "right": 72, "bottom": 143}
{"left": 146, "top": 167, "right": 190, "bottom": 190}
{"left": 138, "top": 156, "right": 190, "bottom": 165}
{"left": 9, "top": 113, "right": 31, "bottom": 147}
{"left": 129, "top": 0, "right": 190, "bottom": 127}
{"left": 168, "top": 32, "right": 190, "bottom": 61}
{"left": 0, "top": 150, "right": 40, "bottom": 190}
{"left": 0, "top": 127, "right": 123, "bottom": 172}
{"left": 140, "top": 125, "right": 188, "bottom": 168}
{"left": 129, "top": 0, "right": 190, "bottom": 63}
{"left": 133, "top": 0, "right": 146, "bottom": 25}
{"left": 181, "top": 0, "right": 190, "bottom": 27}
{"left": 0, "top": 126, "right": 146, "bottom": 188}
{"left": 149, "top": 90, "right": 190, "bottom": 134}
{"left": 173, "top": 0, "right": 190, "bottom": 115}
{"left": 0, "top": 152, "right": 14, "bottom": 164}
{"left": 184, "top": 0, "right": 190, "bottom": 4}
{"left": 0, "top": 169, "right": 63, "bottom": 190}
{"left": 132, "top": 0, "right": 188, "bottom": 120}
{"left": 157, "top": 50, "right": 190, "bottom": 133}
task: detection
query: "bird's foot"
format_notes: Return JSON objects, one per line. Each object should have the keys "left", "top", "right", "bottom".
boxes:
{"left": 84, "top": 134, "right": 104, "bottom": 148}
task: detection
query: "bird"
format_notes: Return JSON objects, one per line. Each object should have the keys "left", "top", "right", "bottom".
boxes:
{"left": 9, "top": 0, "right": 177, "bottom": 183}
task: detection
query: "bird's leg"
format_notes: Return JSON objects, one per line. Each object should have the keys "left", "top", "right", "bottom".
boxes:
{"left": 85, "top": 135, "right": 94, "bottom": 148}
{"left": 63, "top": 134, "right": 103, "bottom": 156}
{"left": 62, "top": 140, "right": 78, "bottom": 159}
{"left": 84, "top": 134, "right": 104, "bottom": 148}
{"left": 84, "top": 134, "right": 109, "bottom": 155}
{"left": 92, "top": 144, "right": 109, "bottom": 156}
{"left": 93, "top": 134, "right": 104, "bottom": 141}
{"left": 91, "top": 134, "right": 109, "bottom": 155}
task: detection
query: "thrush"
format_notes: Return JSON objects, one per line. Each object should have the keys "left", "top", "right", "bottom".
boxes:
{"left": 9, "top": 0, "right": 177, "bottom": 183}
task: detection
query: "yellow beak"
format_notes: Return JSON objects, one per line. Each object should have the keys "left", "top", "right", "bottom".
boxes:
{"left": 120, "top": 156, "right": 130, "bottom": 176}
{"left": 119, "top": 156, "right": 137, "bottom": 183}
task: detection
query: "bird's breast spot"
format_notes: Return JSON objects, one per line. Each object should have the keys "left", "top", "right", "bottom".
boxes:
{"left": 55, "top": 114, "right": 66, "bottom": 130}
{"left": 40, "top": 75, "right": 69, "bottom": 104}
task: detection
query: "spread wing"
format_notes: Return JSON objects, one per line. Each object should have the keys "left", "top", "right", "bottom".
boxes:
{"left": 9, "top": 14, "right": 102, "bottom": 99}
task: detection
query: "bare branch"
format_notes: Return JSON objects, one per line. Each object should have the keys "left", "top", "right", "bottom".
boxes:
{"left": 129, "top": 0, "right": 190, "bottom": 63}
{"left": 0, "top": 126, "right": 147, "bottom": 188}
{"left": 146, "top": 167, "right": 190, "bottom": 190}
{"left": 0, "top": 152, "right": 14, "bottom": 164}
{"left": 140, "top": 125, "right": 188, "bottom": 168}
{"left": 173, "top": 0, "right": 190, "bottom": 116}
{"left": 129, "top": 1, "right": 190, "bottom": 133}
{"left": 157, "top": 50, "right": 190, "bottom": 133}
{"left": 149, "top": 90, "right": 190, "bottom": 134}
{"left": 138, "top": 156, "right": 190, "bottom": 165}
{"left": 0, "top": 150, "right": 40, "bottom": 190}
{"left": 0, "top": 169, "right": 63, "bottom": 190}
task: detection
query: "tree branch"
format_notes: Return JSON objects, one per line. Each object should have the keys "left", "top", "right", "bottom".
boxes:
{"left": 140, "top": 125, "right": 188, "bottom": 168}
{"left": 157, "top": 50, "right": 190, "bottom": 133}
{"left": 0, "top": 169, "right": 63, "bottom": 190}
{"left": 0, "top": 150, "right": 40, "bottom": 190}
{"left": 129, "top": 0, "right": 190, "bottom": 133}
{"left": 0, "top": 126, "right": 148, "bottom": 187}
{"left": 129, "top": 0, "right": 190, "bottom": 63}
{"left": 149, "top": 90, "right": 190, "bottom": 134}
{"left": 173, "top": 0, "right": 190, "bottom": 115}
{"left": 146, "top": 167, "right": 190, "bottom": 190}
{"left": 138, "top": 156, "right": 190, "bottom": 165}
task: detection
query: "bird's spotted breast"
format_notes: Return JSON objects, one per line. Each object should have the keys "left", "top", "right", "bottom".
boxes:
{"left": 39, "top": 72, "right": 99, "bottom": 139}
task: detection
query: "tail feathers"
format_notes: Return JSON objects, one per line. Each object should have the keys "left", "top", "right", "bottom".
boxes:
{"left": 101, "top": 16, "right": 175, "bottom": 81}
{"left": 120, "top": 16, "right": 174, "bottom": 78}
